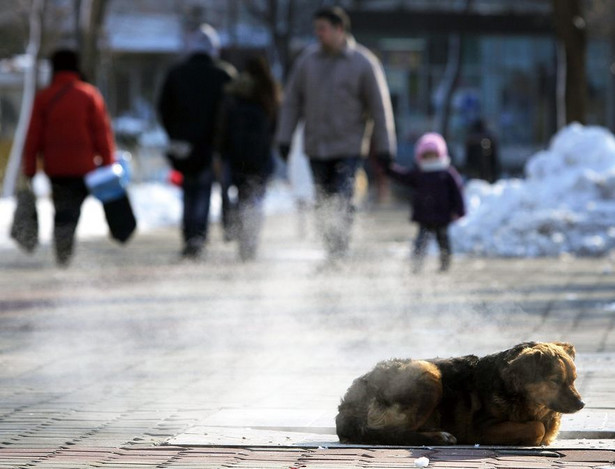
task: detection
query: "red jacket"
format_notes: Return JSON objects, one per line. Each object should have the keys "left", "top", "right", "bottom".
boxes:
{"left": 23, "top": 71, "right": 115, "bottom": 178}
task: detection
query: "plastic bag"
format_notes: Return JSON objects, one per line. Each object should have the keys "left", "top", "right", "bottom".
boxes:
{"left": 10, "top": 186, "right": 38, "bottom": 253}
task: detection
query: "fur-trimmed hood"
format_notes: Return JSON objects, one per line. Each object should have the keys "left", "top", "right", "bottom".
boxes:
{"left": 224, "top": 73, "right": 256, "bottom": 99}
{"left": 415, "top": 132, "right": 450, "bottom": 171}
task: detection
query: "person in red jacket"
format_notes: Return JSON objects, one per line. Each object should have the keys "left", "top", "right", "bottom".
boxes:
{"left": 23, "top": 49, "right": 116, "bottom": 266}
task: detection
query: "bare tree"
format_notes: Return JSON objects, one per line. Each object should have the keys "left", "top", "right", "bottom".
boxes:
{"left": 0, "top": 0, "right": 30, "bottom": 58}
{"left": 242, "top": 0, "right": 296, "bottom": 78}
{"left": 435, "top": 0, "right": 473, "bottom": 140}
{"left": 552, "top": 0, "right": 587, "bottom": 125}
{"left": 79, "top": 0, "right": 108, "bottom": 83}
{"left": 242, "top": 0, "right": 324, "bottom": 80}
{"left": 584, "top": 0, "right": 615, "bottom": 128}
{"left": 435, "top": 34, "right": 463, "bottom": 140}
{"left": 270, "top": 0, "right": 296, "bottom": 80}
{"left": 2, "top": 0, "right": 109, "bottom": 196}
{"left": 2, "top": 0, "right": 44, "bottom": 197}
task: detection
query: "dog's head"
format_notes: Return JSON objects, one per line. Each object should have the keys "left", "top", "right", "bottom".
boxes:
{"left": 501, "top": 342, "right": 585, "bottom": 413}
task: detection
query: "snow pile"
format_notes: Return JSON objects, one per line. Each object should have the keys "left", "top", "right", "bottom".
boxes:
{"left": 452, "top": 123, "right": 615, "bottom": 257}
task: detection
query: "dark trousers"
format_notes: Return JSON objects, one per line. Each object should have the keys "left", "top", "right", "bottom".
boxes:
{"left": 234, "top": 174, "right": 267, "bottom": 261}
{"left": 309, "top": 157, "right": 362, "bottom": 259}
{"left": 219, "top": 161, "right": 236, "bottom": 241}
{"left": 413, "top": 223, "right": 451, "bottom": 271}
{"left": 50, "top": 177, "right": 89, "bottom": 264}
{"left": 181, "top": 168, "right": 214, "bottom": 247}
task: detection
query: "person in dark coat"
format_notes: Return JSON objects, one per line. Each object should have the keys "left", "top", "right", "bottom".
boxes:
{"left": 157, "top": 24, "right": 236, "bottom": 259}
{"left": 464, "top": 118, "right": 500, "bottom": 183}
{"left": 216, "top": 55, "right": 280, "bottom": 261}
{"left": 382, "top": 132, "right": 465, "bottom": 272}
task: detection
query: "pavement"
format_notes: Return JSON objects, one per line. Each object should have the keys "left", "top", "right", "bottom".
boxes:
{"left": 1, "top": 206, "right": 614, "bottom": 468}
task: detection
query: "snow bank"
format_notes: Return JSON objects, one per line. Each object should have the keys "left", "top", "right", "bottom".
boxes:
{"left": 452, "top": 123, "right": 615, "bottom": 257}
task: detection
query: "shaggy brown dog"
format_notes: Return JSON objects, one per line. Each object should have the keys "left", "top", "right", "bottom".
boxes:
{"left": 336, "top": 342, "right": 584, "bottom": 446}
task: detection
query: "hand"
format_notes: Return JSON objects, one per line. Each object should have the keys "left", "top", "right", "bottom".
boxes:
{"left": 278, "top": 143, "right": 291, "bottom": 162}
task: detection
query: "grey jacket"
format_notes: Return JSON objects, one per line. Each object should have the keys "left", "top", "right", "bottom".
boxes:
{"left": 275, "top": 37, "right": 397, "bottom": 160}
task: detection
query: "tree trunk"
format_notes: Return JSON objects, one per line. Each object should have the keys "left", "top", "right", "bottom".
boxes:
{"left": 279, "top": 0, "right": 296, "bottom": 81}
{"left": 552, "top": 0, "right": 586, "bottom": 125}
{"left": 436, "top": 33, "right": 463, "bottom": 141}
{"left": 435, "top": 0, "right": 472, "bottom": 141}
{"left": 2, "top": 0, "right": 45, "bottom": 197}
{"left": 267, "top": 0, "right": 295, "bottom": 81}
{"left": 80, "top": 0, "right": 108, "bottom": 84}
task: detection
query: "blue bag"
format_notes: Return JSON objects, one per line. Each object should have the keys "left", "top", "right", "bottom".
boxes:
{"left": 85, "top": 153, "right": 136, "bottom": 243}
{"left": 85, "top": 163, "right": 127, "bottom": 202}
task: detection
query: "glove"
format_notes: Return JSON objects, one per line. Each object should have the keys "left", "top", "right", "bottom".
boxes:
{"left": 278, "top": 143, "right": 291, "bottom": 162}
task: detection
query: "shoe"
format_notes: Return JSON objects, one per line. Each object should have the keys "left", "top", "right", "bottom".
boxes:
{"left": 239, "top": 245, "right": 257, "bottom": 262}
{"left": 56, "top": 256, "right": 71, "bottom": 268}
{"left": 439, "top": 256, "right": 451, "bottom": 272}
{"left": 181, "top": 238, "right": 203, "bottom": 260}
{"left": 55, "top": 250, "right": 72, "bottom": 267}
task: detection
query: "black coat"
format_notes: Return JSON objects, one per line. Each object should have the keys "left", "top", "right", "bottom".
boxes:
{"left": 386, "top": 163, "right": 466, "bottom": 226}
{"left": 464, "top": 130, "right": 500, "bottom": 183}
{"left": 158, "top": 54, "right": 235, "bottom": 173}
{"left": 216, "top": 75, "right": 276, "bottom": 179}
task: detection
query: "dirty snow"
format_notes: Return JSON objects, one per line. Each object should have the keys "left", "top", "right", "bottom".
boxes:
{"left": 450, "top": 123, "right": 615, "bottom": 257}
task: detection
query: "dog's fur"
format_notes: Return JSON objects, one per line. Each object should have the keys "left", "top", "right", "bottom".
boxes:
{"left": 336, "top": 342, "right": 584, "bottom": 446}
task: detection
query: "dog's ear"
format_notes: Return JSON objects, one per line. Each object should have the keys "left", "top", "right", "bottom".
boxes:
{"left": 501, "top": 346, "right": 545, "bottom": 390}
{"left": 553, "top": 342, "right": 576, "bottom": 360}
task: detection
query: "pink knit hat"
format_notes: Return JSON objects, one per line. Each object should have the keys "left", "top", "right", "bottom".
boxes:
{"left": 414, "top": 132, "right": 449, "bottom": 162}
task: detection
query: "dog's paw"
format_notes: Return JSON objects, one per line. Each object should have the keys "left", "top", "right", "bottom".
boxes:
{"left": 437, "top": 431, "right": 457, "bottom": 445}
{"left": 423, "top": 431, "right": 457, "bottom": 445}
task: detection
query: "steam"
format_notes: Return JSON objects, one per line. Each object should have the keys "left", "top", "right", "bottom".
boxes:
{"left": 0, "top": 178, "right": 588, "bottom": 435}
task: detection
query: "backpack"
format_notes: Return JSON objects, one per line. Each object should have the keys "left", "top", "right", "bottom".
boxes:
{"left": 224, "top": 97, "right": 272, "bottom": 175}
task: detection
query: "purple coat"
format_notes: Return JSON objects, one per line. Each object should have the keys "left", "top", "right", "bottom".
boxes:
{"left": 386, "top": 162, "right": 466, "bottom": 226}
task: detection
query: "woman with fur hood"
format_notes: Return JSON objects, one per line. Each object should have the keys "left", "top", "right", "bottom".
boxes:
{"left": 382, "top": 132, "right": 465, "bottom": 272}
{"left": 216, "top": 55, "right": 281, "bottom": 261}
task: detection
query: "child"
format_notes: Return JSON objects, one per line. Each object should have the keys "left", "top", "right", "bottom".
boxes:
{"left": 383, "top": 132, "right": 465, "bottom": 272}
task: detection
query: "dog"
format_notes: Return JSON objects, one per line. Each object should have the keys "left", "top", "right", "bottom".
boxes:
{"left": 336, "top": 342, "right": 584, "bottom": 446}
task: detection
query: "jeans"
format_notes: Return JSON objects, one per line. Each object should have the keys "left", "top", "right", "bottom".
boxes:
{"left": 309, "top": 157, "right": 362, "bottom": 259}
{"left": 50, "top": 177, "right": 89, "bottom": 265}
{"left": 413, "top": 223, "right": 451, "bottom": 271}
{"left": 181, "top": 167, "right": 214, "bottom": 249}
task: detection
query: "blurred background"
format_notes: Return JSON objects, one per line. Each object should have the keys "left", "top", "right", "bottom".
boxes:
{"left": 0, "top": 0, "right": 613, "bottom": 188}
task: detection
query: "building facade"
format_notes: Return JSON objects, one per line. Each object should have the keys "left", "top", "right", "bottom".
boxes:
{"left": 1, "top": 0, "right": 613, "bottom": 179}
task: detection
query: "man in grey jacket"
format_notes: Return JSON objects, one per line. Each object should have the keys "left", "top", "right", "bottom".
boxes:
{"left": 276, "top": 6, "right": 396, "bottom": 262}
